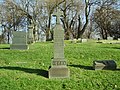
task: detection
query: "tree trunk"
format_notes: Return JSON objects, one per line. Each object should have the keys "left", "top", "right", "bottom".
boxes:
{"left": 7, "top": 32, "right": 10, "bottom": 44}
{"left": 77, "top": 15, "right": 81, "bottom": 39}
{"left": 104, "top": 29, "right": 107, "bottom": 39}
{"left": 46, "top": 14, "right": 51, "bottom": 41}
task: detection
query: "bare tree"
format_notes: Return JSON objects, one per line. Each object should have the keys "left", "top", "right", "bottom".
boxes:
{"left": 0, "top": 0, "right": 28, "bottom": 43}
{"left": 93, "top": 0, "right": 119, "bottom": 39}
{"left": 59, "top": 0, "right": 93, "bottom": 39}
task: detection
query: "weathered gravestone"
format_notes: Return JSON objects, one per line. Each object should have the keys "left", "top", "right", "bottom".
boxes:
{"left": 81, "top": 39, "right": 88, "bottom": 43}
{"left": 107, "top": 37, "right": 113, "bottom": 40}
{"left": 49, "top": 8, "right": 70, "bottom": 78}
{"left": 70, "top": 39, "right": 77, "bottom": 43}
{"left": 118, "top": 38, "right": 120, "bottom": 41}
{"left": 10, "top": 31, "right": 29, "bottom": 50}
{"left": 93, "top": 60, "right": 117, "bottom": 70}
{"left": 77, "top": 38, "right": 82, "bottom": 43}
{"left": 28, "top": 25, "right": 34, "bottom": 44}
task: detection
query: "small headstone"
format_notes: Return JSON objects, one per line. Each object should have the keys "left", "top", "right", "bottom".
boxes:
{"left": 107, "top": 37, "right": 113, "bottom": 40}
{"left": 118, "top": 38, "right": 120, "bottom": 41}
{"left": 81, "top": 39, "right": 87, "bottom": 43}
{"left": 70, "top": 39, "right": 77, "bottom": 43}
{"left": 49, "top": 8, "right": 70, "bottom": 78}
{"left": 93, "top": 60, "right": 117, "bottom": 70}
{"left": 77, "top": 38, "right": 82, "bottom": 43}
{"left": 10, "top": 31, "right": 29, "bottom": 50}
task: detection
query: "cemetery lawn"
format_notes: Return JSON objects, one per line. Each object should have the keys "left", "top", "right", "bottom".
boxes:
{"left": 0, "top": 40, "right": 120, "bottom": 90}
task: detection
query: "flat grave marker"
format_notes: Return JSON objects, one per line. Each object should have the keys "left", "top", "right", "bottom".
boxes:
{"left": 93, "top": 60, "right": 117, "bottom": 70}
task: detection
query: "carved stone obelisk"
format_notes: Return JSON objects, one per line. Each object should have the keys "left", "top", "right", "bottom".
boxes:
{"left": 49, "top": 8, "right": 70, "bottom": 78}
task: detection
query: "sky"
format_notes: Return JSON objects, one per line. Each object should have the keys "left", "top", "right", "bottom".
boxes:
{"left": 0, "top": 0, "right": 4, "bottom": 3}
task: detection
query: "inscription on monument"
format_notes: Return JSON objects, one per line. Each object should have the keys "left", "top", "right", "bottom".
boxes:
{"left": 52, "top": 61, "right": 66, "bottom": 66}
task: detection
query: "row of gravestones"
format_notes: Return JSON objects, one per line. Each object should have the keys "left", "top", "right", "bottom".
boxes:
{"left": 70, "top": 38, "right": 88, "bottom": 43}
{"left": 10, "top": 9, "right": 118, "bottom": 79}
{"left": 70, "top": 37, "right": 120, "bottom": 44}
{"left": 99, "top": 37, "right": 120, "bottom": 40}
{"left": 97, "top": 36, "right": 120, "bottom": 44}
{"left": 107, "top": 37, "right": 120, "bottom": 40}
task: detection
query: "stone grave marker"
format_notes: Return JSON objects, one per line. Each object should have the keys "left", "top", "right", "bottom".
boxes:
{"left": 93, "top": 60, "right": 117, "bottom": 70}
{"left": 70, "top": 39, "right": 77, "bottom": 43}
{"left": 107, "top": 37, "right": 113, "bottom": 40}
{"left": 77, "top": 38, "right": 82, "bottom": 43}
{"left": 49, "top": 8, "right": 70, "bottom": 78}
{"left": 28, "top": 25, "right": 34, "bottom": 44}
{"left": 81, "top": 39, "right": 88, "bottom": 43}
{"left": 10, "top": 31, "right": 29, "bottom": 50}
{"left": 118, "top": 38, "right": 120, "bottom": 41}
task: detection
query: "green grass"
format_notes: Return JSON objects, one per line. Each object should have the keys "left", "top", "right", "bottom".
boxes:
{"left": 0, "top": 41, "right": 120, "bottom": 90}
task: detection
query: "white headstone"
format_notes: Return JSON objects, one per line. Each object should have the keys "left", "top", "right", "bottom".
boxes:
{"left": 81, "top": 39, "right": 88, "bottom": 43}
{"left": 77, "top": 38, "right": 82, "bottom": 43}
{"left": 107, "top": 37, "right": 113, "bottom": 40}
{"left": 118, "top": 38, "right": 120, "bottom": 41}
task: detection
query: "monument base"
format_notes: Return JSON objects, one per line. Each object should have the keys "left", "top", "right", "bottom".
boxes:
{"left": 49, "top": 66, "right": 70, "bottom": 78}
{"left": 93, "top": 60, "right": 117, "bottom": 70}
{"left": 10, "top": 44, "right": 29, "bottom": 50}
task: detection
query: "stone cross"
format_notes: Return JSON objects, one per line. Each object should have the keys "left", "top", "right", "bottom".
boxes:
{"left": 49, "top": 8, "right": 70, "bottom": 78}
{"left": 53, "top": 8, "right": 63, "bottom": 24}
{"left": 53, "top": 8, "right": 64, "bottom": 62}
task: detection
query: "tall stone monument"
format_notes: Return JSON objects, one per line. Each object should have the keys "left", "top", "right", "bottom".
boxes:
{"left": 28, "top": 25, "right": 34, "bottom": 44}
{"left": 49, "top": 8, "right": 70, "bottom": 78}
{"left": 10, "top": 31, "right": 29, "bottom": 50}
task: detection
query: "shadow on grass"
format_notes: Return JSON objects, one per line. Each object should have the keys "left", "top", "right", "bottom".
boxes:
{"left": 116, "top": 68, "right": 120, "bottom": 71}
{"left": 101, "top": 47, "right": 120, "bottom": 50}
{"left": 69, "top": 64, "right": 93, "bottom": 70}
{"left": 0, "top": 47, "right": 10, "bottom": 49}
{"left": 0, "top": 66, "right": 48, "bottom": 78}
{"left": 69, "top": 65, "right": 120, "bottom": 71}
{"left": 111, "top": 47, "right": 120, "bottom": 49}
